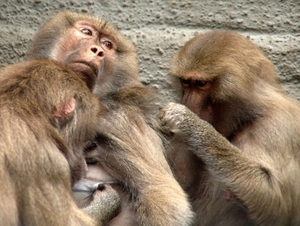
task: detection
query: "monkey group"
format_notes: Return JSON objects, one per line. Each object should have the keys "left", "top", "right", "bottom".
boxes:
{"left": 0, "top": 10, "right": 299, "bottom": 226}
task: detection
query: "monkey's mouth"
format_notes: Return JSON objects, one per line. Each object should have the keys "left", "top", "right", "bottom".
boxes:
{"left": 68, "top": 61, "right": 98, "bottom": 90}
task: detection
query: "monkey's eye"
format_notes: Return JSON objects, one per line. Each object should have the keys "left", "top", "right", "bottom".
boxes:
{"left": 195, "top": 80, "right": 207, "bottom": 88}
{"left": 101, "top": 39, "right": 113, "bottom": 50}
{"left": 81, "top": 28, "right": 93, "bottom": 36}
{"left": 85, "top": 157, "right": 98, "bottom": 165}
{"left": 181, "top": 78, "right": 192, "bottom": 87}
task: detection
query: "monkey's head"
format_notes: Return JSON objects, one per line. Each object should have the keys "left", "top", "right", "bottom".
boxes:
{"left": 0, "top": 59, "right": 100, "bottom": 183}
{"left": 170, "top": 30, "right": 281, "bottom": 137}
{"left": 27, "top": 11, "right": 139, "bottom": 92}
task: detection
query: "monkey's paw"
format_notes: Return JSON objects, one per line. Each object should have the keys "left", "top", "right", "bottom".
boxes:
{"left": 83, "top": 184, "right": 121, "bottom": 224}
{"left": 160, "top": 102, "right": 191, "bottom": 133}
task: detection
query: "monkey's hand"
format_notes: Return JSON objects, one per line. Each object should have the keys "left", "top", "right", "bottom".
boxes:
{"left": 160, "top": 102, "right": 222, "bottom": 150}
{"left": 160, "top": 102, "right": 188, "bottom": 140}
{"left": 161, "top": 102, "right": 245, "bottom": 168}
{"left": 160, "top": 102, "right": 189, "bottom": 130}
{"left": 82, "top": 184, "right": 121, "bottom": 226}
{"left": 160, "top": 102, "right": 210, "bottom": 135}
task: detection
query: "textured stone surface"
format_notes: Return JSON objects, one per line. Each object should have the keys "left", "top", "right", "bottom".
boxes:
{"left": 0, "top": 0, "right": 299, "bottom": 106}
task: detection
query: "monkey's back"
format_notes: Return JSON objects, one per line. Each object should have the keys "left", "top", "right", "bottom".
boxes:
{"left": 0, "top": 60, "right": 97, "bottom": 226}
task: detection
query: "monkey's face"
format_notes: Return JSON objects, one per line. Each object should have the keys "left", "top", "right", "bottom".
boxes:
{"left": 178, "top": 72, "right": 215, "bottom": 125}
{"left": 51, "top": 21, "right": 117, "bottom": 90}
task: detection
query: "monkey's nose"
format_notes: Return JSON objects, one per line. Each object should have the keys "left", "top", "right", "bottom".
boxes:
{"left": 91, "top": 46, "right": 104, "bottom": 57}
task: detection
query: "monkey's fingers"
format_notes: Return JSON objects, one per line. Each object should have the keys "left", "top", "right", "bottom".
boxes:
{"left": 86, "top": 184, "right": 121, "bottom": 224}
{"left": 160, "top": 102, "right": 188, "bottom": 131}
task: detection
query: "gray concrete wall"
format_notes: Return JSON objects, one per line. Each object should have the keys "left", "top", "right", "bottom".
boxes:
{"left": 0, "top": 0, "right": 299, "bottom": 106}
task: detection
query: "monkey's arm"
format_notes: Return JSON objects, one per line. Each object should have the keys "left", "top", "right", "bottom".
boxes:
{"left": 160, "top": 102, "right": 291, "bottom": 226}
{"left": 93, "top": 103, "right": 194, "bottom": 226}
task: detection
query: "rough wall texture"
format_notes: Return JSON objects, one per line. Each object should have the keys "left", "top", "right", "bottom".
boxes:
{"left": 0, "top": 0, "right": 299, "bottom": 106}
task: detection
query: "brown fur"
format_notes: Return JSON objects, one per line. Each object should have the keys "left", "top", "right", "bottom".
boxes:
{"left": 28, "top": 11, "right": 194, "bottom": 225}
{"left": 0, "top": 59, "right": 100, "bottom": 225}
{"left": 27, "top": 11, "right": 139, "bottom": 93}
{"left": 161, "top": 30, "right": 300, "bottom": 225}
{"left": 82, "top": 85, "right": 194, "bottom": 225}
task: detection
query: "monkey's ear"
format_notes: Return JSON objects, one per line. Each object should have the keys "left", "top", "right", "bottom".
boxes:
{"left": 51, "top": 97, "right": 76, "bottom": 129}
{"left": 52, "top": 97, "right": 76, "bottom": 117}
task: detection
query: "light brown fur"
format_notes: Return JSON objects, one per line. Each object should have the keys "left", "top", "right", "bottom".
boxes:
{"left": 28, "top": 11, "right": 194, "bottom": 225}
{"left": 27, "top": 11, "right": 139, "bottom": 94}
{"left": 0, "top": 59, "right": 103, "bottom": 225}
{"left": 80, "top": 86, "right": 195, "bottom": 225}
{"left": 161, "top": 30, "right": 300, "bottom": 226}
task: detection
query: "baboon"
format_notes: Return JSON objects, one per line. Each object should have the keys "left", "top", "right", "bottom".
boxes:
{"left": 160, "top": 30, "right": 300, "bottom": 226}
{"left": 28, "top": 11, "right": 194, "bottom": 225}
{"left": 0, "top": 59, "right": 120, "bottom": 226}
{"left": 27, "top": 11, "right": 139, "bottom": 94}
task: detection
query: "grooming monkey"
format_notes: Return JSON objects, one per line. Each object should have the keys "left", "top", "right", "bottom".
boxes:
{"left": 160, "top": 30, "right": 300, "bottom": 226}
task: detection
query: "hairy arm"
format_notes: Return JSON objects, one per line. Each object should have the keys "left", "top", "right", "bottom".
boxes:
{"left": 91, "top": 93, "right": 194, "bottom": 226}
{"left": 160, "top": 102, "right": 293, "bottom": 226}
